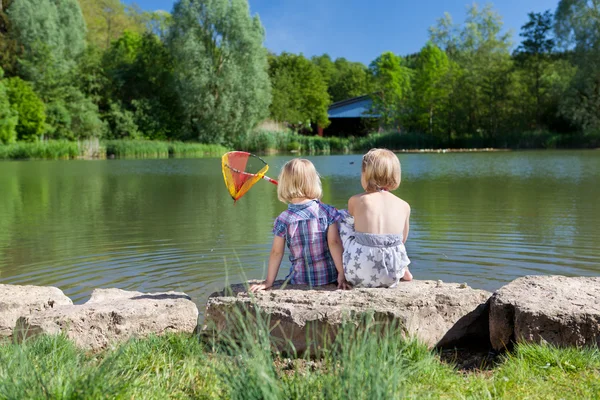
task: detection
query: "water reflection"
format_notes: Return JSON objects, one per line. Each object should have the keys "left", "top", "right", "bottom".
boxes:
{"left": 0, "top": 151, "right": 599, "bottom": 315}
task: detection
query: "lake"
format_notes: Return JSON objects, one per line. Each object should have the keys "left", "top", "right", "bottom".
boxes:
{"left": 1, "top": 151, "right": 599, "bottom": 316}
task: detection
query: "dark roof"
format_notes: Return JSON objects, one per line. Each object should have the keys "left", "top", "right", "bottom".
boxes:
{"left": 328, "top": 95, "right": 378, "bottom": 118}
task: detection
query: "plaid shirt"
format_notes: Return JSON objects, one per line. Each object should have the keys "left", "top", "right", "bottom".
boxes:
{"left": 273, "top": 200, "right": 341, "bottom": 286}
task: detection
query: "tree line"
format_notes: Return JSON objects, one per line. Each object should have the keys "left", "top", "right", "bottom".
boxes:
{"left": 0, "top": 0, "right": 599, "bottom": 147}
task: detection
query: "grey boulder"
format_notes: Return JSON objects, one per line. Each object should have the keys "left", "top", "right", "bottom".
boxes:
{"left": 15, "top": 288, "right": 199, "bottom": 350}
{"left": 489, "top": 275, "right": 600, "bottom": 350}
{"left": 0, "top": 284, "right": 73, "bottom": 337}
{"left": 203, "top": 280, "right": 491, "bottom": 355}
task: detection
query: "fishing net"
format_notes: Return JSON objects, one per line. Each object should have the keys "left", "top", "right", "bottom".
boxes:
{"left": 222, "top": 151, "right": 277, "bottom": 203}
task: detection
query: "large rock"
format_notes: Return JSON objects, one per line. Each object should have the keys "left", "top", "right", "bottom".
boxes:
{"left": 15, "top": 288, "right": 199, "bottom": 350}
{"left": 203, "top": 280, "right": 491, "bottom": 355}
{"left": 0, "top": 284, "right": 73, "bottom": 337}
{"left": 489, "top": 275, "right": 600, "bottom": 350}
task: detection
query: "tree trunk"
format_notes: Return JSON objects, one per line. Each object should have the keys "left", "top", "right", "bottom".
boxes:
{"left": 429, "top": 107, "right": 433, "bottom": 135}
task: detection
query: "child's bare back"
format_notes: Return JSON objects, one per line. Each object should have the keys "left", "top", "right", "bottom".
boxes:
{"left": 349, "top": 191, "right": 410, "bottom": 240}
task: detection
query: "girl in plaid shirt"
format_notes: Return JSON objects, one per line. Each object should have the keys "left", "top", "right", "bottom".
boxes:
{"left": 250, "top": 159, "right": 350, "bottom": 291}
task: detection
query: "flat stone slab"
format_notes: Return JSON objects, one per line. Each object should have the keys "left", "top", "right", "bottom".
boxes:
{"left": 489, "top": 275, "right": 600, "bottom": 350}
{"left": 203, "top": 280, "right": 491, "bottom": 355}
{"left": 15, "top": 288, "right": 199, "bottom": 350}
{"left": 0, "top": 284, "right": 73, "bottom": 337}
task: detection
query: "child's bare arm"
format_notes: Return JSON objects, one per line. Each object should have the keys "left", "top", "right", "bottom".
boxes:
{"left": 403, "top": 205, "right": 411, "bottom": 244}
{"left": 327, "top": 223, "right": 350, "bottom": 290}
{"left": 250, "top": 236, "right": 285, "bottom": 292}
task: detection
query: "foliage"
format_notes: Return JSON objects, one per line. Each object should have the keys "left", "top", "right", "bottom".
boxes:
{"left": 103, "top": 31, "right": 182, "bottom": 140}
{"left": 0, "top": 0, "right": 17, "bottom": 76}
{"left": 103, "top": 102, "right": 140, "bottom": 139}
{"left": 269, "top": 52, "right": 331, "bottom": 129}
{"left": 555, "top": 0, "right": 600, "bottom": 131}
{"left": 5, "top": 77, "right": 46, "bottom": 141}
{"left": 168, "top": 0, "right": 271, "bottom": 144}
{"left": 429, "top": 4, "right": 515, "bottom": 138}
{"left": 412, "top": 42, "right": 451, "bottom": 134}
{"left": 369, "top": 51, "right": 413, "bottom": 129}
{"left": 8, "top": 0, "right": 86, "bottom": 85}
{"left": 0, "top": 76, "right": 17, "bottom": 144}
{"left": 78, "top": 0, "right": 146, "bottom": 49}
{"left": 312, "top": 54, "right": 372, "bottom": 102}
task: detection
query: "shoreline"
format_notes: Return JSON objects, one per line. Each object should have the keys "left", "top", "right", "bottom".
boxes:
{"left": 1, "top": 140, "right": 597, "bottom": 161}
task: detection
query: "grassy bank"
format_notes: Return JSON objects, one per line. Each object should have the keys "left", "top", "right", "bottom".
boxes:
{"left": 0, "top": 140, "right": 229, "bottom": 160}
{"left": 0, "top": 320, "right": 598, "bottom": 399}
{"left": 103, "top": 140, "right": 228, "bottom": 159}
{"left": 233, "top": 129, "right": 600, "bottom": 155}
{"left": 1, "top": 130, "right": 598, "bottom": 160}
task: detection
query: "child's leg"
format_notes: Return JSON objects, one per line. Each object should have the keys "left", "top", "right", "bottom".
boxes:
{"left": 401, "top": 267, "right": 412, "bottom": 281}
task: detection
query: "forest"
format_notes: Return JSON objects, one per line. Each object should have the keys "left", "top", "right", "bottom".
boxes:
{"left": 0, "top": 0, "right": 599, "bottom": 155}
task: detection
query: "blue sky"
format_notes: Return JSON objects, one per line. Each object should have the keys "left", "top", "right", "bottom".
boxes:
{"left": 127, "top": 0, "right": 560, "bottom": 65}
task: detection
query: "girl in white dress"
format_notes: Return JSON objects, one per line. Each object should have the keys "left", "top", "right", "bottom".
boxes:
{"left": 340, "top": 148, "right": 412, "bottom": 288}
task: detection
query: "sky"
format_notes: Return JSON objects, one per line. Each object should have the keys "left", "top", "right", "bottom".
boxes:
{"left": 126, "top": 0, "right": 560, "bottom": 65}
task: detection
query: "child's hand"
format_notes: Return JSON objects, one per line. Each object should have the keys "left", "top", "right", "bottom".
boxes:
{"left": 337, "top": 276, "right": 351, "bottom": 290}
{"left": 249, "top": 282, "right": 272, "bottom": 293}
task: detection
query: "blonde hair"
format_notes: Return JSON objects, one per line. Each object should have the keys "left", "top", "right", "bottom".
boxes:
{"left": 361, "top": 148, "right": 401, "bottom": 191}
{"left": 277, "top": 159, "right": 322, "bottom": 203}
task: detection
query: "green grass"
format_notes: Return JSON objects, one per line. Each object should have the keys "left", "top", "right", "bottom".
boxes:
{"left": 103, "top": 140, "right": 229, "bottom": 159}
{"left": 1, "top": 315, "right": 598, "bottom": 399}
{"left": 0, "top": 140, "right": 229, "bottom": 160}
{"left": 0, "top": 141, "right": 83, "bottom": 160}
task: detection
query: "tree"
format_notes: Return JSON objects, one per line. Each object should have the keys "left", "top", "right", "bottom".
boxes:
{"left": 429, "top": 4, "right": 514, "bottom": 138}
{"left": 168, "top": 0, "right": 271, "bottom": 144}
{"left": 0, "top": 68, "right": 18, "bottom": 144}
{"left": 9, "top": 0, "right": 104, "bottom": 139}
{"left": 555, "top": 0, "right": 600, "bottom": 130}
{"left": 103, "top": 30, "right": 182, "bottom": 139}
{"left": 78, "top": 0, "right": 146, "bottom": 49}
{"left": 369, "top": 51, "right": 413, "bottom": 130}
{"left": 413, "top": 42, "right": 451, "bottom": 135}
{"left": 270, "top": 52, "right": 330, "bottom": 129}
{"left": 329, "top": 58, "right": 372, "bottom": 102}
{"left": 514, "top": 11, "right": 558, "bottom": 128}
{"left": 8, "top": 0, "right": 86, "bottom": 95}
{"left": 312, "top": 55, "right": 372, "bottom": 103}
{"left": 0, "top": 0, "right": 17, "bottom": 76}
{"left": 517, "top": 10, "right": 555, "bottom": 54}
{"left": 5, "top": 77, "right": 46, "bottom": 141}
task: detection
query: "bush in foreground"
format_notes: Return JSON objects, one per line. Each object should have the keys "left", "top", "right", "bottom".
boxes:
{"left": 0, "top": 316, "right": 598, "bottom": 399}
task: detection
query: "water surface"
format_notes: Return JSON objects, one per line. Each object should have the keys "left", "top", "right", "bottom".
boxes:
{"left": 1, "top": 151, "right": 598, "bottom": 314}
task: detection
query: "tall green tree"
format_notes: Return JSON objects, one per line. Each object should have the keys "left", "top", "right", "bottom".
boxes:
{"left": 78, "top": 0, "right": 146, "bottom": 49}
{"left": 369, "top": 51, "right": 413, "bottom": 130}
{"left": 555, "top": 0, "right": 600, "bottom": 130}
{"left": 9, "top": 0, "right": 104, "bottom": 139}
{"left": 412, "top": 42, "right": 451, "bottom": 135}
{"left": 103, "top": 30, "right": 182, "bottom": 139}
{"left": 9, "top": 0, "right": 87, "bottom": 82}
{"left": 514, "top": 11, "right": 559, "bottom": 128}
{"left": 430, "top": 4, "right": 514, "bottom": 138}
{"left": 270, "top": 52, "right": 330, "bottom": 129}
{"left": 168, "top": 0, "right": 271, "bottom": 143}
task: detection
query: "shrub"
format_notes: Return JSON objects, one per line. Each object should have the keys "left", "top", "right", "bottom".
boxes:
{"left": 5, "top": 77, "right": 46, "bottom": 142}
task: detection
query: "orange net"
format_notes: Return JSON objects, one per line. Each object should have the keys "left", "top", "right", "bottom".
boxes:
{"left": 222, "top": 151, "right": 271, "bottom": 203}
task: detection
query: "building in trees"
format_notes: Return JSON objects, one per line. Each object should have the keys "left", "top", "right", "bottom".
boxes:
{"left": 320, "top": 94, "right": 379, "bottom": 137}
